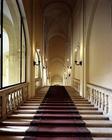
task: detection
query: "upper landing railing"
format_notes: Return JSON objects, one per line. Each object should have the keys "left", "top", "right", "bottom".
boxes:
{"left": 73, "top": 79, "right": 112, "bottom": 120}
{"left": 86, "top": 83, "right": 112, "bottom": 119}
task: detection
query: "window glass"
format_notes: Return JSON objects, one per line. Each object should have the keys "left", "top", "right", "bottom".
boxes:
{"left": 0, "top": 0, "right": 1, "bottom": 87}
{"left": 3, "top": 0, "right": 21, "bottom": 87}
{"left": 22, "top": 25, "right": 26, "bottom": 82}
{"left": 35, "top": 52, "right": 39, "bottom": 78}
{"left": 0, "top": 0, "right": 2, "bottom": 34}
{"left": 3, "top": 29, "right": 9, "bottom": 86}
{"left": 0, "top": 38, "right": 1, "bottom": 88}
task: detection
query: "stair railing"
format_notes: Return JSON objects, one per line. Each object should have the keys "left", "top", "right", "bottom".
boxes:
{"left": 86, "top": 83, "right": 112, "bottom": 120}
{"left": 0, "top": 83, "right": 28, "bottom": 120}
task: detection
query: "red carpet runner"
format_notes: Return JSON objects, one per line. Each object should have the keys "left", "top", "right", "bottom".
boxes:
{"left": 24, "top": 86, "right": 93, "bottom": 140}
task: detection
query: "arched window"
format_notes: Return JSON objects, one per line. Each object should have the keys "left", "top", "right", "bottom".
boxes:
{"left": 35, "top": 50, "right": 40, "bottom": 79}
{"left": 0, "top": 0, "right": 27, "bottom": 88}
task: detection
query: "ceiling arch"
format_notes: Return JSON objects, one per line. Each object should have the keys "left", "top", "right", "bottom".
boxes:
{"left": 43, "top": 1, "right": 72, "bottom": 17}
{"left": 48, "top": 32, "right": 67, "bottom": 41}
{"left": 49, "top": 57, "right": 65, "bottom": 66}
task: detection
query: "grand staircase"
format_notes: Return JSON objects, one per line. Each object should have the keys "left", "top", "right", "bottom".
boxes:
{"left": 0, "top": 86, "right": 112, "bottom": 140}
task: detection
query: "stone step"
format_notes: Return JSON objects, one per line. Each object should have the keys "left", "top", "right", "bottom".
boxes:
{"left": 0, "top": 126, "right": 112, "bottom": 137}
{"left": 2, "top": 119, "right": 112, "bottom": 127}
{"left": 0, "top": 126, "right": 95, "bottom": 137}
{"left": 72, "top": 98, "right": 85, "bottom": 100}
{"left": 8, "top": 113, "right": 82, "bottom": 119}
{"left": 8, "top": 114, "right": 108, "bottom": 120}
{"left": 14, "top": 109, "right": 102, "bottom": 115}
{"left": 23, "top": 103, "right": 41, "bottom": 106}
{"left": 0, "top": 136, "right": 24, "bottom": 140}
{"left": 0, "top": 136, "right": 112, "bottom": 140}
{"left": 19, "top": 105, "right": 98, "bottom": 110}
{"left": 1, "top": 136, "right": 112, "bottom": 140}
{"left": 25, "top": 101, "right": 43, "bottom": 103}
{"left": 72, "top": 101, "right": 91, "bottom": 103}
{"left": 84, "top": 120, "right": 112, "bottom": 127}
{"left": 23, "top": 103, "right": 94, "bottom": 107}
{"left": 1, "top": 119, "right": 85, "bottom": 126}
{"left": 25, "top": 100, "right": 90, "bottom": 104}
{"left": 24, "top": 102, "right": 92, "bottom": 106}
{"left": 88, "top": 127, "right": 112, "bottom": 137}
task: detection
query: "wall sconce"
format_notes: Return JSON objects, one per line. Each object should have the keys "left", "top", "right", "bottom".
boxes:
{"left": 69, "top": 66, "right": 72, "bottom": 69}
{"left": 43, "top": 65, "right": 47, "bottom": 69}
{"left": 74, "top": 60, "right": 82, "bottom": 66}
{"left": 67, "top": 66, "right": 72, "bottom": 69}
{"left": 33, "top": 60, "right": 40, "bottom": 66}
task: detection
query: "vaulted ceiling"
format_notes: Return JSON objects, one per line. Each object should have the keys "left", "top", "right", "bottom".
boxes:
{"left": 42, "top": 0, "right": 76, "bottom": 84}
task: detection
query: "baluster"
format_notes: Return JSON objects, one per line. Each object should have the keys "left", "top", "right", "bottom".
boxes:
{"left": 99, "top": 92, "right": 102, "bottom": 108}
{"left": 94, "top": 90, "right": 97, "bottom": 105}
{"left": 90, "top": 88, "right": 93, "bottom": 102}
{"left": 96, "top": 90, "right": 97, "bottom": 105}
{"left": 7, "top": 94, "right": 11, "bottom": 113}
{"left": 20, "top": 89, "right": 22, "bottom": 103}
{"left": 101, "top": 93, "right": 103, "bottom": 110}
{"left": 103, "top": 93, "right": 105, "bottom": 111}
{"left": 89, "top": 87, "right": 91, "bottom": 101}
{"left": 96, "top": 91, "right": 99, "bottom": 106}
{"left": 92, "top": 89, "right": 94, "bottom": 103}
{"left": 94, "top": 89, "right": 96, "bottom": 104}
{"left": 9, "top": 94, "right": 12, "bottom": 111}
{"left": 23, "top": 86, "right": 26, "bottom": 101}
{"left": 6, "top": 95, "right": 9, "bottom": 113}
{"left": 87, "top": 87, "right": 90, "bottom": 101}
{"left": 78, "top": 83, "right": 79, "bottom": 92}
{"left": 12, "top": 93, "right": 15, "bottom": 109}
{"left": 15, "top": 92, "right": 18, "bottom": 107}
{"left": 77, "top": 83, "right": 78, "bottom": 91}
{"left": 86, "top": 87, "right": 89, "bottom": 100}
{"left": 19, "top": 90, "right": 21, "bottom": 104}
{"left": 19, "top": 90, "right": 22, "bottom": 104}
{"left": 17, "top": 91, "right": 20, "bottom": 105}
{"left": 21, "top": 89, "right": 23, "bottom": 102}
{"left": 10, "top": 93, "right": 13, "bottom": 110}
{"left": 14, "top": 92, "right": 16, "bottom": 108}
{"left": 76, "top": 83, "right": 77, "bottom": 91}
{"left": 106, "top": 95, "right": 109, "bottom": 114}
{"left": 93, "top": 89, "right": 95, "bottom": 104}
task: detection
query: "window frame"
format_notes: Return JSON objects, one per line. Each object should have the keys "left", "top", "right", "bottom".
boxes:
{"left": 0, "top": 0, "right": 27, "bottom": 89}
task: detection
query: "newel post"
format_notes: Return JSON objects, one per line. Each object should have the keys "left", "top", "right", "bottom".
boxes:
{"left": 2, "top": 94, "right": 7, "bottom": 120}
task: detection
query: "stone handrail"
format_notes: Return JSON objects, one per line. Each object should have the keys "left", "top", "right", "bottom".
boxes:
{"left": 0, "top": 83, "right": 28, "bottom": 120}
{"left": 86, "top": 83, "right": 112, "bottom": 120}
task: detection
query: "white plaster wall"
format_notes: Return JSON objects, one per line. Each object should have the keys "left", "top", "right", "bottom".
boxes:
{"left": 84, "top": 0, "right": 95, "bottom": 38}
{"left": 89, "top": 0, "right": 112, "bottom": 89}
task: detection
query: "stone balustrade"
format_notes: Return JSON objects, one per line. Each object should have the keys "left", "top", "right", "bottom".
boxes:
{"left": 0, "top": 83, "right": 28, "bottom": 120}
